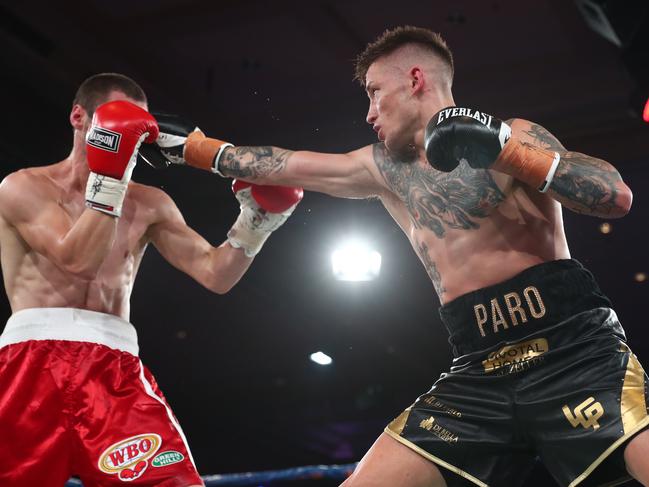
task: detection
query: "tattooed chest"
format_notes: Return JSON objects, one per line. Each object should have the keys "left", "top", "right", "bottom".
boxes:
{"left": 377, "top": 153, "right": 506, "bottom": 238}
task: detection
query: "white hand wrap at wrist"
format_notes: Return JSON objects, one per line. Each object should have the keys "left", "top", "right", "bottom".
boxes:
{"left": 538, "top": 152, "right": 561, "bottom": 193}
{"left": 227, "top": 187, "right": 295, "bottom": 257}
{"left": 213, "top": 143, "right": 234, "bottom": 176}
{"left": 227, "top": 214, "right": 273, "bottom": 257}
{"left": 85, "top": 173, "right": 128, "bottom": 217}
{"left": 84, "top": 132, "right": 146, "bottom": 217}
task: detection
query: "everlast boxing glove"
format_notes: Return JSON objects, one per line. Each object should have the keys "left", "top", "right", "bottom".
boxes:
{"left": 424, "top": 106, "right": 560, "bottom": 192}
{"left": 424, "top": 106, "right": 512, "bottom": 172}
{"left": 138, "top": 113, "right": 232, "bottom": 174}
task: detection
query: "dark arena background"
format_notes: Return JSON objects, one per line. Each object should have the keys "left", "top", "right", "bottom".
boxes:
{"left": 1, "top": 0, "right": 648, "bottom": 486}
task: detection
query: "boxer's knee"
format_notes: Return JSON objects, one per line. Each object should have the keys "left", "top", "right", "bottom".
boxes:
{"left": 343, "top": 433, "right": 447, "bottom": 487}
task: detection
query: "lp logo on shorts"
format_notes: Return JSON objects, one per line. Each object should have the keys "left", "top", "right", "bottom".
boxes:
{"left": 98, "top": 433, "right": 162, "bottom": 482}
{"left": 562, "top": 397, "right": 605, "bottom": 430}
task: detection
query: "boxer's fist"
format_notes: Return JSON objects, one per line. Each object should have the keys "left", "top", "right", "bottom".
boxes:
{"left": 138, "top": 113, "right": 232, "bottom": 173}
{"left": 85, "top": 100, "right": 158, "bottom": 216}
{"left": 86, "top": 101, "right": 158, "bottom": 178}
{"left": 424, "top": 107, "right": 511, "bottom": 172}
{"left": 138, "top": 113, "right": 196, "bottom": 168}
{"left": 227, "top": 180, "right": 303, "bottom": 257}
{"left": 233, "top": 180, "right": 304, "bottom": 213}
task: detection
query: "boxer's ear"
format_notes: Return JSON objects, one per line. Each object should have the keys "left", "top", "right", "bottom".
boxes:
{"left": 70, "top": 104, "right": 88, "bottom": 131}
{"left": 409, "top": 67, "right": 425, "bottom": 94}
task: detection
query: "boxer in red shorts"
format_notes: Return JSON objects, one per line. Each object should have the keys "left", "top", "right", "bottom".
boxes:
{"left": 0, "top": 74, "right": 302, "bottom": 486}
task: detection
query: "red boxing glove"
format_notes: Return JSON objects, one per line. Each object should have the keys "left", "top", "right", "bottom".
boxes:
{"left": 228, "top": 180, "right": 303, "bottom": 256}
{"left": 231, "top": 180, "right": 304, "bottom": 212}
{"left": 85, "top": 101, "right": 159, "bottom": 216}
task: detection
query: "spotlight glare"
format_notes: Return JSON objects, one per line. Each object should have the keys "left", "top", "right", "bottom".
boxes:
{"left": 599, "top": 222, "right": 612, "bottom": 234}
{"left": 331, "top": 241, "right": 381, "bottom": 281}
{"left": 635, "top": 272, "right": 647, "bottom": 283}
{"left": 310, "top": 351, "right": 332, "bottom": 365}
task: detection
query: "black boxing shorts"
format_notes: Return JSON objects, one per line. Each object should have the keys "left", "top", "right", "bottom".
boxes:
{"left": 385, "top": 259, "right": 649, "bottom": 487}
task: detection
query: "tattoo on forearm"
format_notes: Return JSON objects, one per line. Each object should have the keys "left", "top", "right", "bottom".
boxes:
{"left": 520, "top": 124, "right": 621, "bottom": 214}
{"left": 219, "top": 146, "right": 294, "bottom": 179}
{"left": 550, "top": 153, "right": 621, "bottom": 214}
{"left": 372, "top": 144, "right": 505, "bottom": 238}
{"left": 522, "top": 124, "right": 566, "bottom": 152}
{"left": 417, "top": 241, "right": 446, "bottom": 296}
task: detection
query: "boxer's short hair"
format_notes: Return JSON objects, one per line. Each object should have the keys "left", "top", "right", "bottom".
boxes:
{"left": 354, "top": 26, "right": 454, "bottom": 86}
{"left": 73, "top": 73, "right": 147, "bottom": 116}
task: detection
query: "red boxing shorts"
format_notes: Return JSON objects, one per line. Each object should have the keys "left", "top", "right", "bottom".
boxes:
{"left": 0, "top": 308, "right": 204, "bottom": 486}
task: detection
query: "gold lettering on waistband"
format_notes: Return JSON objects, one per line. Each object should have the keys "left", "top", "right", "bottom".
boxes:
{"left": 482, "top": 338, "right": 549, "bottom": 373}
{"left": 474, "top": 304, "right": 488, "bottom": 337}
{"left": 474, "top": 285, "right": 547, "bottom": 338}
{"left": 523, "top": 286, "right": 546, "bottom": 318}
{"left": 490, "top": 299, "right": 508, "bottom": 333}
{"left": 503, "top": 292, "right": 527, "bottom": 326}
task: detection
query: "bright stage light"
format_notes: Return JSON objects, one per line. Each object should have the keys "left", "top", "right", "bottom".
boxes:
{"left": 310, "top": 351, "right": 332, "bottom": 365}
{"left": 331, "top": 241, "right": 382, "bottom": 281}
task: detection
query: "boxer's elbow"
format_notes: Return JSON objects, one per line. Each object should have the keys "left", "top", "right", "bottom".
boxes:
{"left": 198, "top": 246, "right": 249, "bottom": 294}
{"left": 609, "top": 182, "right": 633, "bottom": 218}
{"left": 60, "top": 259, "right": 100, "bottom": 281}
{"left": 617, "top": 183, "right": 633, "bottom": 216}
{"left": 57, "top": 250, "right": 100, "bottom": 280}
{"left": 208, "top": 280, "right": 235, "bottom": 295}
{"left": 201, "top": 269, "right": 239, "bottom": 295}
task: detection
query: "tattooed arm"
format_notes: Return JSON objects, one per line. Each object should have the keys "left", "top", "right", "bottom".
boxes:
{"left": 509, "top": 119, "right": 632, "bottom": 218}
{"left": 217, "top": 145, "right": 384, "bottom": 199}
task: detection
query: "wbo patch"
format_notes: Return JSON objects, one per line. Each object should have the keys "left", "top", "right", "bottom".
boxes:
{"left": 87, "top": 126, "right": 122, "bottom": 153}
{"left": 98, "top": 433, "right": 162, "bottom": 482}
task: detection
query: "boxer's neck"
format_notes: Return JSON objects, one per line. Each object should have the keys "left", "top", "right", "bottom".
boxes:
{"left": 66, "top": 129, "right": 91, "bottom": 191}
{"left": 413, "top": 91, "right": 455, "bottom": 157}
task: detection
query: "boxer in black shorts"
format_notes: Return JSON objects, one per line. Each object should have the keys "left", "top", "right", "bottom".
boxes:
{"left": 386, "top": 259, "right": 649, "bottom": 487}
{"left": 140, "top": 25, "right": 649, "bottom": 486}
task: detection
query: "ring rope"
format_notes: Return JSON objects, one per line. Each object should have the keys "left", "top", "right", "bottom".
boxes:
{"left": 65, "top": 462, "right": 357, "bottom": 486}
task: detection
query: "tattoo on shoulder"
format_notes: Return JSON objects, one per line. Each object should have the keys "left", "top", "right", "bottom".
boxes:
{"left": 219, "top": 146, "right": 294, "bottom": 179}
{"left": 372, "top": 143, "right": 506, "bottom": 238}
{"left": 417, "top": 241, "right": 446, "bottom": 296}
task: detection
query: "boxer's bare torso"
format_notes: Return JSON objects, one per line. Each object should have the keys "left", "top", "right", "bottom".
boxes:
{"left": 371, "top": 119, "right": 571, "bottom": 303}
{"left": 375, "top": 158, "right": 568, "bottom": 303}
{"left": 0, "top": 90, "right": 253, "bottom": 324}
{"left": 0, "top": 161, "right": 161, "bottom": 319}
{"left": 371, "top": 115, "right": 630, "bottom": 303}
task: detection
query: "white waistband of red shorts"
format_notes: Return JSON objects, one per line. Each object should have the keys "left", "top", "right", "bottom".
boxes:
{"left": 0, "top": 307, "right": 139, "bottom": 356}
